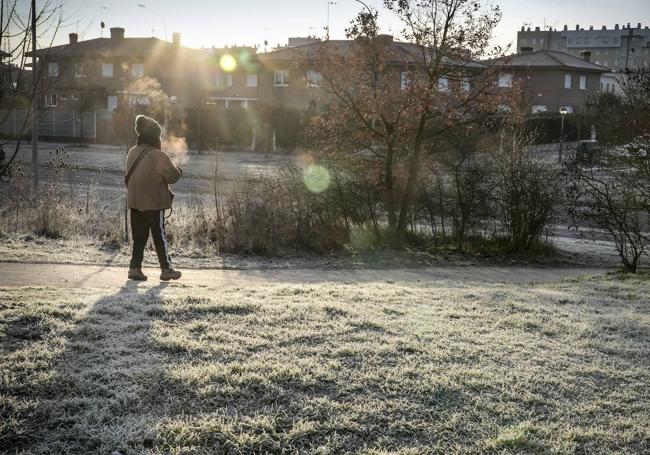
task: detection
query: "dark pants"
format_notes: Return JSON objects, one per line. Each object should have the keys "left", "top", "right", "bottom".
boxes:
{"left": 129, "top": 209, "right": 171, "bottom": 270}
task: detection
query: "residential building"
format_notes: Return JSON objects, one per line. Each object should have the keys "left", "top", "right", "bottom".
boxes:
{"left": 517, "top": 23, "right": 650, "bottom": 72}
{"left": 201, "top": 46, "right": 261, "bottom": 110}
{"left": 490, "top": 49, "right": 610, "bottom": 114}
{"left": 28, "top": 28, "right": 202, "bottom": 114}
{"left": 257, "top": 35, "right": 485, "bottom": 111}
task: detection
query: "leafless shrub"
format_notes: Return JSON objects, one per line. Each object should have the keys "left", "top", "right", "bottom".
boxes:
{"left": 487, "top": 127, "right": 559, "bottom": 251}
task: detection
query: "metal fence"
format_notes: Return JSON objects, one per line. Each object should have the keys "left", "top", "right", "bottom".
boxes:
{"left": 0, "top": 109, "right": 115, "bottom": 141}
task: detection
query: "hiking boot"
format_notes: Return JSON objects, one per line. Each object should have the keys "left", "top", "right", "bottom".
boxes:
{"left": 160, "top": 268, "right": 182, "bottom": 281}
{"left": 128, "top": 268, "right": 147, "bottom": 281}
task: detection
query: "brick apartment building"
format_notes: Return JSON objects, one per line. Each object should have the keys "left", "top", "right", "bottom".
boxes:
{"left": 491, "top": 49, "right": 609, "bottom": 114}
{"left": 8, "top": 29, "right": 615, "bottom": 146}
{"left": 29, "top": 27, "right": 202, "bottom": 113}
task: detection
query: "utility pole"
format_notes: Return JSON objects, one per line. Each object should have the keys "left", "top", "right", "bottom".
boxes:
{"left": 31, "top": 0, "right": 38, "bottom": 190}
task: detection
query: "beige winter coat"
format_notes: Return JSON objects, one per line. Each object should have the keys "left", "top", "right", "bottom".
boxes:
{"left": 125, "top": 144, "right": 182, "bottom": 210}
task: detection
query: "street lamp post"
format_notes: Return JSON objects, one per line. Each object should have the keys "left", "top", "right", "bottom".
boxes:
{"left": 559, "top": 106, "right": 568, "bottom": 163}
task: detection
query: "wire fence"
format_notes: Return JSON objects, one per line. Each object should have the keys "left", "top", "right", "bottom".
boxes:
{"left": 0, "top": 109, "right": 115, "bottom": 140}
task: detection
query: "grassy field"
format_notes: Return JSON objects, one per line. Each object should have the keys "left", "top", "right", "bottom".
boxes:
{"left": 1, "top": 274, "right": 649, "bottom": 454}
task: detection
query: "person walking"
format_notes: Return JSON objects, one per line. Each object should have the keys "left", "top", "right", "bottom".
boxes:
{"left": 125, "top": 115, "right": 182, "bottom": 281}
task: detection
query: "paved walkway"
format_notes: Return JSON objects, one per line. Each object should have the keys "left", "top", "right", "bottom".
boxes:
{"left": 0, "top": 262, "right": 608, "bottom": 288}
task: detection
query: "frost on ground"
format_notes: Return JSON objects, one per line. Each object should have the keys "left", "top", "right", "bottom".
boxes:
{"left": 1, "top": 274, "right": 649, "bottom": 454}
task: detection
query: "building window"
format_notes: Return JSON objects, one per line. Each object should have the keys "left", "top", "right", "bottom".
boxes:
{"left": 400, "top": 71, "right": 409, "bottom": 90}
{"left": 532, "top": 105, "right": 547, "bottom": 113}
{"left": 462, "top": 77, "right": 471, "bottom": 92}
{"left": 226, "top": 74, "right": 233, "bottom": 87}
{"left": 102, "top": 63, "right": 114, "bottom": 78}
{"left": 74, "top": 63, "right": 85, "bottom": 77}
{"left": 44, "top": 93, "right": 57, "bottom": 107}
{"left": 579, "top": 75, "right": 587, "bottom": 90}
{"left": 107, "top": 95, "right": 118, "bottom": 111}
{"left": 532, "top": 38, "right": 537, "bottom": 45}
{"left": 48, "top": 63, "right": 59, "bottom": 77}
{"left": 498, "top": 73, "right": 513, "bottom": 88}
{"left": 246, "top": 74, "right": 258, "bottom": 87}
{"left": 306, "top": 69, "right": 323, "bottom": 87}
{"left": 438, "top": 76, "right": 450, "bottom": 92}
{"left": 131, "top": 63, "right": 144, "bottom": 78}
{"left": 241, "top": 100, "right": 249, "bottom": 108}
{"left": 603, "top": 60, "right": 609, "bottom": 67}
{"left": 274, "top": 70, "right": 289, "bottom": 86}
{"left": 564, "top": 73, "right": 572, "bottom": 89}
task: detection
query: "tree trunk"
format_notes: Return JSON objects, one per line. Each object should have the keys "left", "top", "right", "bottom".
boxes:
{"left": 395, "top": 116, "right": 427, "bottom": 249}
{"left": 384, "top": 142, "right": 399, "bottom": 248}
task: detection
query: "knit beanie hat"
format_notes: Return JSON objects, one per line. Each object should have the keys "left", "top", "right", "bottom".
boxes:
{"left": 135, "top": 115, "right": 162, "bottom": 149}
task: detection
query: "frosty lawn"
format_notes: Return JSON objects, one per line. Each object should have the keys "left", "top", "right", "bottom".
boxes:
{"left": 1, "top": 274, "right": 648, "bottom": 453}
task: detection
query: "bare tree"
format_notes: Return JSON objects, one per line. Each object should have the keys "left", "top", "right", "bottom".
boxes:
{"left": 0, "top": 0, "right": 65, "bottom": 184}
{"left": 566, "top": 69, "right": 650, "bottom": 272}
{"left": 308, "top": 0, "right": 505, "bottom": 248}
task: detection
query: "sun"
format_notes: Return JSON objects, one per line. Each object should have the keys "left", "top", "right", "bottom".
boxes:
{"left": 219, "top": 54, "right": 237, "bottom": 72}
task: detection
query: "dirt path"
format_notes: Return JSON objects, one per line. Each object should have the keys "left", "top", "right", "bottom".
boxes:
{"left": 0, "top": 262, "right": 609, "bottom": 288}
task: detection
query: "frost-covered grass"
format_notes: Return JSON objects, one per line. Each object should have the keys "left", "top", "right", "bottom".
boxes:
{"left": 1, "top": 274, "right": 649, "bottom": 454}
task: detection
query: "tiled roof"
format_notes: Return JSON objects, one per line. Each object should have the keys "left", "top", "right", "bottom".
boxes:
{"left": 260, "top": 39, "right": 485, "bottom": 69}
{"left": 28, "top": 37, "right": 201, "bottom": 59}
{"left": 490, "top": 50, "right": 609, "bottom": 72}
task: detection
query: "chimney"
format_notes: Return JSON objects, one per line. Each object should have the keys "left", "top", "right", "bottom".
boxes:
{"left": 563, "top": 25, "right": 568, "bottom": 31}
{"left": 627, "top": 23, "right": 631, "bottom": 29}
{"left": 581, "top": 50, "right": 592, "bottom": 62}
{"left": 110, "top": 27, "right": 125, "bottom": 40}
{"left": 638, "top": 23, "right": 642, "bottom": 29}
{"left": 172, "top": 32, "right": 181, "bottom": 46}
{"left": 521, "top": 26, "right": 525, "bottom": 32}
{"left": 576, "top": 24, "right": 580, "bottom": 31}
{"left": 69, "top": 33, "right": 78, "bottom": 44}
{"left": 602, "top": 26, "right": 607, "bottom": 30}
{"left": 589, "top": 26, "right": 594, "bottom": 30}
{"left": 520, "top": 46, "right": 534, "bottom": 53}
{"left": 615, "top": 24, "right": 619, "bottom": 30}
{"left": 535, "top": 26, "right": 540, "bottom": 32}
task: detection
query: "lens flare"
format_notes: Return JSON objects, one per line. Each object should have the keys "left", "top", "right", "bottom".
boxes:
{"left": 239, "top": 50, "right": 251, "bottom": 65}
{"left": 219, "top": 54, "right": 237, "bottom": 72}
{"left": 303, "top": 165, "right": 330, "bottom": 193}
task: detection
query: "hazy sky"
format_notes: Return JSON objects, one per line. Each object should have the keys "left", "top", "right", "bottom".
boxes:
{"left": 24, "top": 0, "right": 650, "bottom": 52}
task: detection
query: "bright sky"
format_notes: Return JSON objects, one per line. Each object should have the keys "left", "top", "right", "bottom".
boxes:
{"left": 22, "top": 0, "right": 650, "bottom": 52}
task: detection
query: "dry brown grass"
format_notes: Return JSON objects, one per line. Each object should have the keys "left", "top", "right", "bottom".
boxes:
{"left": 1, "top": 274, "right": 649, "bottom": 454}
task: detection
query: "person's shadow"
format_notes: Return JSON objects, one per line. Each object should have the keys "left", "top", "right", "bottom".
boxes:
{"left": 5, "top": 280, "right": 170, "bottom": 453}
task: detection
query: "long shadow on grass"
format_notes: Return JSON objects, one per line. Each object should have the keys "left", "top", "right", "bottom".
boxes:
{"left": 144, "top": 298, "right": 468, "bottom": 454}
{"left": 6, "top": 280, "right": 173, "bottom": 454}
